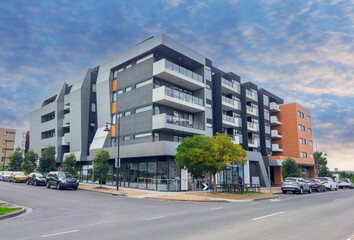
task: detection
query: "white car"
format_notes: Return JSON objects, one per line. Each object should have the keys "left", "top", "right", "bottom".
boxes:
{"left": 0, "top": 171, "right": 11, "bottom": 181}
{"left": 316, "top": 177, "right": 338, "bottom": 191}
{"left": 338, "top": 179, "right": 353, "bottom": 189}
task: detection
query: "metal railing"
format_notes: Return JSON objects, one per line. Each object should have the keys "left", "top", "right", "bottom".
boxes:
{"left": 166, "top": 115, "right": 204, "bottom": 130}
{"left": 222, "top": 95, "right": 235, "bottom": 105}
{"left": 222, "top": 114, "right": 235, "bottom": 123}
{"left": 165, "top": 59, "right": 204, "bottom": 83}
{"left": 165, "top": 86, "right": 204, "bottom": 106}
{"left": 246, "top": 89, "right": 258, "bottom": 100}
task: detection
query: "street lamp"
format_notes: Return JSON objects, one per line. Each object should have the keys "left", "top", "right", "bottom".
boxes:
{"left": 103, "top": 115, "right": 120, "bottom": 191}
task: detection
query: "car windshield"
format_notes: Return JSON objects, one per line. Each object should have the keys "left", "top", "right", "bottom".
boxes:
{"left": 35, "top": 173, "right": 44, "bottom": 178}
{"left": 340, "top": 179, "right": 348, "bottom": 182}
{"left": 15, "top": 172, "right": 25, "bottom": 175}
{"left": 285, "top": 178, "right": 297, "bottom": 182}
{"left": 58, "top": 172, "right": 73, "bottom": 178}
{"left": 308, "top": 180, "right": 315, "bottom": 183}
{"left": 317, "top": 178, "right": 328, "bottom": 181}
{"left": 4, "top": 172, "right": 11, "bottom": 176}
{"left": 41, "top": 173, "right": 48, "bottom": 177}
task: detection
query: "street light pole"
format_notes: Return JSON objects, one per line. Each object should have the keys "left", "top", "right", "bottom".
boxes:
{"left": 1, "top": 141, "right": 7, "bottom": 171}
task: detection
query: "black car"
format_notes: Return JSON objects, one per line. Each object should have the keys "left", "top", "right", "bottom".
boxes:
{"left": 307, "top": 179, "right": 326, "bottom": 192}
{"left": 46, "top": 171, "right": 79, "bottom": 190}
{"left": 27, "top": 172, "right": 47, "bottom": 186}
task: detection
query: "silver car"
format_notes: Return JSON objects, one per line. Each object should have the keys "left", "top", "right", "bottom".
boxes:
{"left": 316, "top": 177, "right": 338, "bottom": 191}
{"left": 281, "top": 177, "right": 312, "bottom": 194}
{"left": 0, "top": 171, "right": 11, "bottom": 181}
{"left": 338, "top": 179, "right": 353, "bottom": 189}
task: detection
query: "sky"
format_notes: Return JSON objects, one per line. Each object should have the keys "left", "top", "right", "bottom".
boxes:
{"left": 0, "top": 0, "right": 353, "bottom": 170}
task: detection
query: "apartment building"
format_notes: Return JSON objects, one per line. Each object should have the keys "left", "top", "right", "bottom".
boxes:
{"left": 0, "top": 128, "right": 28, "bottom": 167}
{"left": 269, "top": 103, "right": 315, "bottom": 185}
{"left": 30, "top": 34, "right": 311, "bottom": 190}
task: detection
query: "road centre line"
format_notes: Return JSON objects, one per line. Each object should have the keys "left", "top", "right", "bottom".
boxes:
{"left": 145, "top": 216, "right": 165, "bottom": 221}
{"left": 42, "top": 230, "right": 79, "bottom": 238}
{"left": 252, "top": 211, "right": 285, "bottom": 221}
{"left": 209, "top": 207, "right": 223, "bottom": 210}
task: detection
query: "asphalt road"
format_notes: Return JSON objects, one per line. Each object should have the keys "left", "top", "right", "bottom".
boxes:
{"left": 1, "top": 181, "right": 354, "bottom": 240}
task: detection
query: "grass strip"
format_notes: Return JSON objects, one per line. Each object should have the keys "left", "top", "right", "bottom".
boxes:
{"left": 0, "top": 207, "right": 21, "bottom": 215}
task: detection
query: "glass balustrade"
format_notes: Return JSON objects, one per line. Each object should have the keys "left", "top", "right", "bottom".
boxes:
{"left": 164, "top": 87, "right": 204, "bottom": 106}
{"left": 166, "top": 115, "right": 204, "bottom": 130}
{"left": 165, "top": 60, "right": 204, "bottom": 83}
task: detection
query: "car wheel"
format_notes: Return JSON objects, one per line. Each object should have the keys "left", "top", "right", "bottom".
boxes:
{"left": 73, "top": 187, "right": 78, "bottom": 190}
{"left": 26, "top": 180, "right": 29, "bottom": 185}
{"left": 56, "top": 183, "right": 61, "bottom": 190}
{"left": 282, "top": 190, "right": 286, "bottom": 194}
{"left": 323, "top": 187, "right": 326, "bottom": 192}
{"left": 46, "top": 182, "right": 50, "bottom": 188}
{"left": 34, "top": 180, "right": 37, "bottom": 186}
{"left": 300, "top": 188, "right": 303, "bottom": 194}
{"left": 308, "top": 187, "right": 312, "bottom": 194}
{"left": 317, "top": 187, "right": 320, "bottom": 192}
{"left": 335, "top": 187, "right": 338, "bottom": 191}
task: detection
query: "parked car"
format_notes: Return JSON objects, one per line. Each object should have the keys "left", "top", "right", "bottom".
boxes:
{"left": 338, "top": 179, "right": 354, "bottom": 189}
{"left": 9, "top": 172, "right": 28, "bottom": 183}
{"left": 316, "top": 177, "right": 338, "bottom": 191}
{"left": 27, "top": 172, "right": 47, "bottom": 186}
{"left": 46, "top": 171, "right": 79, "bottom": 190}
{"left": 0, "top": 171, "right": 11, "bottom": 181}
{"left": 307, "top": 179, "right": 326, "bottom": 192}
{"left": 281, "top": 177, "right": 312, "bottom": 194}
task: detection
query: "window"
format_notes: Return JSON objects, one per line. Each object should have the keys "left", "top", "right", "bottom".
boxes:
{"left": 154, "top": 133, "right": 160, "bottom": 141}
{"left": 112, "top": 92, "right": 117, "bottom": 102}
{"left": 308, "top": 128, "right": 312, "bottom": 134}
{"left": 309, "top": 141, "right": 313, "bottom": 146}
{"left": 125, "top": 87, "right": 131, "bottom": 92}
{"left": 92, "top": 83, "right": 96, "bottom": 92}
{"left": 298, "top": 124, "right": 305, "bottom": 131}
{"left": 263, "top": 95, "right": 269, "bottom": 106}
{"left": 206, "top": 84, "right": 212, "bottom": 90}
{"left": 118, "top": 68, "right": 124, "bottom": 73}
{"left": 91, "top": 103, "right": 96, "bottom": 112}
{"left": 135, "top": 132, "right": 152, "bottom": 139}
{"left": 135, "top": 105, "right": 152, "bottom": 114}
{"left": 136, "top": 79, "right": 153, "bottom": 88}
{"left": 126, "top": 64, "right": 132, "bottom": 69}
{"left": 154, "top": 106, "right": 160, "bottom": 115}
{"left": 206, "top": 123, "right": 212, "bottom": 128}
{"left": 123, "top": 136, "right": 130, "bottom": 141}
{"left": 206, "top": 103, "right": 212, "bottom": 109}
{"left": 301, "top": 152, "right": 307, "bottom": 158}
{"left": 307, "top": 115, "right": 311, "bottom": 122}
{"left": 117, "top": 90, "right": 123, "bottom": 95}
{"left": 299, "top": 138, "right": 306, "bottom": 144}
{"left": 124, "top": 111, "right": 131, "bottom": 116}
{"left": 22, "top": 141, "right": 26, "bottom": 147}
{"left": 113, "top": 70, "right": 118, "bottom": 79}
{"left": 310, "top": 154, "right": 314, "bottom": 159}
{"left": 297, "top": 111, "right": 304, "bottom": 118}
{"left": 23, "top": 133, "right": 27, "bottom": 138}
{"left": 136, "top": 53, "right": 153, "bottom": 64}
{"left": 174, "top": 136, "right": 183, "bottom": 142}
{"left": 264, "top": 109, "right": 270, "bottom": 120}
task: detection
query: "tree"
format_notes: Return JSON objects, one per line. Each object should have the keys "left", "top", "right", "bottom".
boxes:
{"left": 62, "top": 153, "right": 78, "bottom": 178}
{"left": 93, "top": 149, "right": 110, "bottom": 187}
{"left": 314, "top": 151, "right": 329, "bottom": 177}
{"left": 8, "top": 147, "right": 24, "bottom": 171}
{"left": 282, "top": 158, "right": 301, "bottom": 179}
{"left": 21, "top": 150, "right": 39, "bottom": 174}
{"left": 38, "top": 146, "right": 57, "bottom": 172}
{"left": 175, "top": 133, "right": 247, "bottom": 194}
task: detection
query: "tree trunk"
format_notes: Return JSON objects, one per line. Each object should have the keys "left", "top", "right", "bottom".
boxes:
{"left": 213, "top": 172, "right": 217, "bottom": 194}
{"left": 100, "top": 176, "right": 102, "bottom": 188}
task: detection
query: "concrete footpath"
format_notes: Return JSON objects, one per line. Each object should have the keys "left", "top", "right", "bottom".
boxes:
{"left": 79, "top": 183, "right": 280, "bottom": 202}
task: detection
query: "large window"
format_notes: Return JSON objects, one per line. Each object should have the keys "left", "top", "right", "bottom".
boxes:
{"left": 307, "top": 115, "right": 311, "bottom": 122}
{"left": 308, "top": 128, "right": 312, "bottom": 134}
{"left": 301, "top": 152, "right": 307, "bottom": 158}
{"left": 134, "top": 132, "right": 152, "bottom": 139}
{"left": 135, "top": 105, "right": 152, "bottom": 114}
{"left": 298, "top": 124, "right": 305, "bottom": 131}
{"left": 297, "top": 111, "right": 304, "bottom": 118}
{"left": 299, "top": 138, "right": 306, "bottom": 144}
{"left": 91, "top": 103, "right": 96, "bottom": 112}
{"left": 136, "top": 79, "right": 153, "bottom": 88}
{"left": 309, "top": 141, "right": 313, "bottom": 146}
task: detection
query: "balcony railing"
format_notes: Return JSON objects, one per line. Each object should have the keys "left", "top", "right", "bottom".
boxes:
{"left": 221, "top": 78, "right": 240, "bottom": 94}
{"left": 270, "top": 102, "right": 280, "bottom": 112}
{"left": 166, "top": 115, "right": 204, "bottom": 131}
{"left": 247, "top": 105, "right": 258, "bottom": 116}
{"left": 165, "top": 86, "right": 204, "bottom": 106}
{"left": 165, "top": 59, "right": 203, "bottom": 83}
{"left": 246, "top": 89, "right": 258, "bottom": 101}
{"left": 248, "top": 138, "right": 259, "bottom": 147}
{"left": 222, "top": 96, "right": 241, "bottom": 109}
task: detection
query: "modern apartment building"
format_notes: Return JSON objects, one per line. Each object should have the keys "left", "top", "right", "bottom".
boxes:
{"left": 0, "top": 127, "right": 28, "bottom": 167}
{"left": 269, "top": 103, "right": 315, "bottom": 185}
{"left": 30, "top": 34, "right": 312, "bottom": 190}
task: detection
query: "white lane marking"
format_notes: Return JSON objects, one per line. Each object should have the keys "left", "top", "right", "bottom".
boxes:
{"left": 271, "top": 199, "right": 281, "bottom": 202}
{"left": 252, "top": 211, "right": 285, "bottom": 221}
{"left": 42, "top": 230, "right": 79, "bottom": 238}
{"left": 145, "top": 216, "right": 165, "bottom": 221}
{"left": 209, "top": 207, "right": 223, "bottom": 210}
{"left": 251, "top": 203, "right": 259, "bottom": 205}
{"left": 333, "top": 198, "right": 344, "bottom": 202}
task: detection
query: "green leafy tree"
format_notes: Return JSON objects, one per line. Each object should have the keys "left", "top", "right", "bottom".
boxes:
{"left": 8, "top": 147, "right": 24, "bottom": 171}
{"left": 62, "top": 153, "right": 78, "bottom": 178}
{"left": 93, "top": 149, "right": 110, "bottom": 187}
{"left": 282, "top": 158, "right": 301, "bottom": 179}
{"left": 318, "top": 165, "right": 332, "bottom": 177}
{"left": 314, "top": 151, "right": 331, "bottom": 177}
{"left": 21, "top": 150, "right": 39, "bottom": 174}
{"left": 175, "top": 133, "right": 247, "bottom": 194}
{"left": 38, "top": 146, "right": 57, "bottom": 172}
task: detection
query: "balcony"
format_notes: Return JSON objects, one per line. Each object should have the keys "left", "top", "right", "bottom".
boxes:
{"left": 246, "top": 105, "right": 258, "bottom": 117}
{"left": 246, "top": 89, "right": 258, "bottom": 102}
{"left": 272, "top": 144, "right": 283, "bottom": 152}
{"left": 247, "top": 121, "right": 259, "bottom": 132}
{"left": 153, "top": 59, "right": 204, "bottom": 90}
{"left": 222, "top": 96, "right": 241, "bottom": 111}
{"left": 271, "top": 130, "right": 282, "bottom": 139}
{"left": 230, "top": 134, "right": 242, "bottom": 145}
{"left": 270, "top": 116, "right": 281, "bottom": 125}
{"left": 61, "top": 137, "right": 69, "bottom": 146}
{"left": 153, "top": 86, "right": 205, "bottom": 113}
{"left": 222, "top": 115, "right": 241, "bottom": 128}
{"left": 248, "top": 139, "right": 259, "bottom": 148}
{"left": 221, "top": 78, "right": 240, "bottom": 94}
{"left": 152, "top": 113, "right": 205, "bottom": 135}
{"left": 270, "top": 102, "right": 280, "bottom": 112}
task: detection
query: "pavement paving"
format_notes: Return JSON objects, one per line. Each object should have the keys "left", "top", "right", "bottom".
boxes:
{"left": 1, "top": 181, "right": 354, "bottom": 240}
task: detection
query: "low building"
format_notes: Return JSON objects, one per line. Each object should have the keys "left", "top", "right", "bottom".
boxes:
{"left": 0, "top": 128, "right": 28, "bottom": 167}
